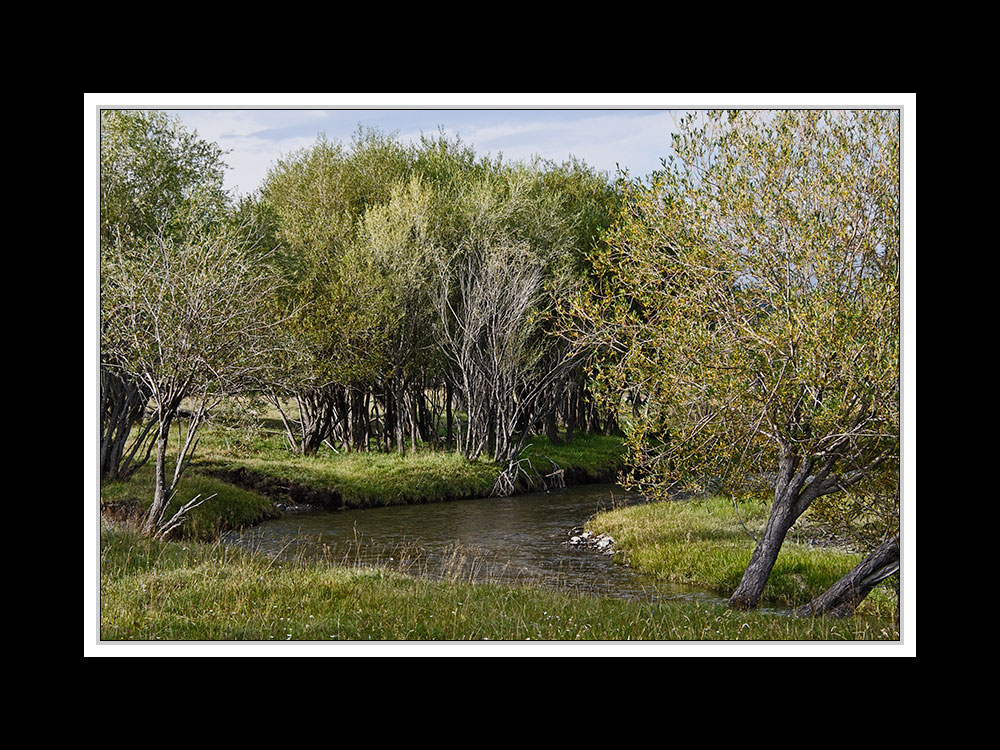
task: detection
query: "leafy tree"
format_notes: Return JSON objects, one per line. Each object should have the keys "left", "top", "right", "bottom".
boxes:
{"left": 430, "top": 163, "right": 602, "bottom": 491}
{"left": 258, "top": 127, "right": 620, "bottom": 470}
{"left": 101, "top": 214, "right": 287, "bottom": 538}
{"left": 99, "top": 110, "right": 230, "bottom": 481}
{"left": 100, "top": 109, "right": 228, "bottom": 246}
{"left": 352, "top": 175, "right": 442, "bottom": 452}
{"left": 258, "top": 130, "right": 412, "bottom": 454}
{"left": 576, "top": 110, "right": 900, "bottom": 612}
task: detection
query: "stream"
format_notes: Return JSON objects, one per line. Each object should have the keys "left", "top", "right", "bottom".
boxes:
{"left": 224, "top": 483, "right": 735, "bottom": 607}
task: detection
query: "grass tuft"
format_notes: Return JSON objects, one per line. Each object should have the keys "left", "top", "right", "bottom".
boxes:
{"left": 587, "top": 495, "right": 896, "bottom": 615}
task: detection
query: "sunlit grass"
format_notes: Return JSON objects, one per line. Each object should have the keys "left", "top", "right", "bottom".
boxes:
{"left": 588, "top": 495, "right": 896, "bottom": 616}
{"left": 522, "top": 432, "right": 625, "bottom": 482}
{"left": 194, "top": 411, "right": 624, "bottom": 509}
{"left": 100, "top": 463, "right": 280, "bottom": 541}
{"left": 100, "top": 411, "right": 625, "bottom": 541}
{"left": 99, "top": 525, "right": 898, "bottom": 642}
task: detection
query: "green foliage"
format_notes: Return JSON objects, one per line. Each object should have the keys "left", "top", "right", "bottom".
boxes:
{"left": 101, "top": 462, "right": 280, "bottom": 541}
{"left": 588, "top": 496, "right": 895, "bottom": 613}
{"left": 259, "top": 133, "right": 404, "bottom": 387}
{"left": 351, "top": 174, "right": 442, "bottom": 381}
{"left": 254, "top": 126, "right": 621, "bottom": 461}
{"left": 575, "top": 110, "right": 900, "bottom": 523}
{"left": 100, "top": 109, "right": 290, "bottom": 536}
{"left": 100, "top": 217, "right": 285, "bottom": 396}
{"left": 100, "top": 109, "right": 228, "bottom": 248}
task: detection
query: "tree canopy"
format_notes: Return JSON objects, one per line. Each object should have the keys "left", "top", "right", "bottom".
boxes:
{"left": 572, "top": 109, "right": 900, "bottom": 610}
{"left": 100, "top": 109, "right": 287, "bottom": 537}
{"left": 256, "top": 128, "right": 621, "bottom": 471}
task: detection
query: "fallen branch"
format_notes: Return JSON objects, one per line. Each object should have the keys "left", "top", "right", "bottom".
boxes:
{"left": 152, "top": 493, "right": 217, "bottom": 540}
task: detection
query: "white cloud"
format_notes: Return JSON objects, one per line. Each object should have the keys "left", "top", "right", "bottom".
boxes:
{"left": 451, "top": 110, "right": 684, "bottom": 178}
{"left": 162, "top": 108, "right": 689, "bottom": 196}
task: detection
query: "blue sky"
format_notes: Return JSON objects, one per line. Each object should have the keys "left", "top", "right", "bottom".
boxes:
{"left": 163, "top": 106, "right": 686, "bottom": 197}
{"left": 84, "top": 94, "right": 905, "bottom": 199}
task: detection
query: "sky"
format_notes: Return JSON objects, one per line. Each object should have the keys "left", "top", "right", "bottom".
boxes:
{"left": 123, "top": 93, "right": 905, "bottom": 199}
{"left": 162, "top": 106, "right": 685, "bottom": 197}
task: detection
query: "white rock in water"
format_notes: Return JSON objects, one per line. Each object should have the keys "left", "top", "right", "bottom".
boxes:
{"left": 570, "top": 536, "right": 582, "bottom": 545}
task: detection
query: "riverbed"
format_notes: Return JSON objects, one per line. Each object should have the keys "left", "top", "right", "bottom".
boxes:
{"left": 225, "top": 482, "right": 735, "bottom": 606}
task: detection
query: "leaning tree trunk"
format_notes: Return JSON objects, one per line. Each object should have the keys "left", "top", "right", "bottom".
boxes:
{"left": 795, "top": 534, "right": 899, "bottom": 618}
{"left": 728, "top": 495, "right": 799, "bottom": 610}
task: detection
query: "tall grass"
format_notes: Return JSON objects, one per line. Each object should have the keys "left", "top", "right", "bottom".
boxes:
{"left": 99, "top": 525, "right": 898, "bottom": 642}
{"left": 588, "top": 495, "right": 896, "bottom": 615}
{"left": 100, "top": 463, "right": 280, "bottom": 541}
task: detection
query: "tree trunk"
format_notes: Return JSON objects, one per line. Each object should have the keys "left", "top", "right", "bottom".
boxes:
{"left": 143, "top": 416, "right": 173, "bottom": 536}
{"left": 795, "top": 535, "right": 900, "bottom": 618}
{"left": 295, "top": 388, "right": 336, "bottom": 455}
{"left": 564, "top": 385, "right": 577, "bottom": 444}
{"left": 543, "top": 394, "right": 563, "bottom": 444}
{"left": 394, "top": 385, "right": 406, "bottom": 455}
{"left": 728, "top": 496, "right": 798, "bottom": 610}
{"left": 100, "top": 368, "right": 153, "bottom": 481}
{"left": 445, "top": 381, "right": 453, "bottom": 448}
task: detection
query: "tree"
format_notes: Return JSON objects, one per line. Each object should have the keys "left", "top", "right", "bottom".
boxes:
{"left": 575, "top": 110, "right": 900, "bottom": 612}
{"left": 430, "top": 165, "right": 592, "bottom": 492}
{"left": 99, "top": 109, "right": 229, "bottom": 481}
{"left": 352, "top": 175, "right": 442, "bottom": 453}
{"left": 101, "top": 214, "right": 286, "bottom": 538}
{"left": 258, "top": 130, "right": 412, "bottom": 454}
{"left": 257, "top": 127, "right": 620, "bottom": 466}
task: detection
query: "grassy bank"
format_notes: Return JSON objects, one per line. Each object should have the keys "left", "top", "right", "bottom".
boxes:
{"left": 98, "top": 422, "right": 899, "bottom": 642}
{"left": 99, "top": 525, "right": 898, "bottom": 641}
{"left": 198, "top": 429, "right": 625, "bottom": 506}
{"left": 100, "top": 465, "right": 281, "bottom": 542}
{"left": 100, "top": 417, "right": 625, "bottom": 542}
{"left": 587, "top": 495, "right": 897, "bottom": 616}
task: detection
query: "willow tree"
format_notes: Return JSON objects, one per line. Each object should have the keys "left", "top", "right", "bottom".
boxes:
{"left": 431, "top": 164, "right": 596, "bottom": 492}
{"left": 99, "top": 109, "right": 229, "bottom": 481}
{"left": 351, "top": 175, "right": 442, "bottom": 453}
{"left": 575, "top": 110, "right": 900, "bottom": 612}
{"left": 259, "top": 130, "right": 412, "bottom": 454}
{"left": 101, "top": 215, "right": 287, "bottom": 539}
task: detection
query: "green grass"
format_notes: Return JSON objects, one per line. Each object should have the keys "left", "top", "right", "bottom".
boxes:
{"left": 99, "top": 525, "right": 899, "bottom": 641}
{"left": 202, "top": 447, "right": 499, "bottom": 508}
{"left": 587, "top": 495, "right": 896, "bottom": 615}
{"left": 100, "top": 463, "right": 280, "bottom": 541}
{"left": 98, "top": 417, "right": 899, "bottom": 642}
{"left": 100, "top": 416, "right": 627, "bottom": 542}
{"left": 522, "top": 432, "right": 625, "bottom": 482}
{"left": 199, "top": 427, "right": 623, "bottom": 504}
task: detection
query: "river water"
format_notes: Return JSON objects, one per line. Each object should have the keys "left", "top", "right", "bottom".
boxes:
{"left": 225, "top": 483, "right": 733, "bottom": 606}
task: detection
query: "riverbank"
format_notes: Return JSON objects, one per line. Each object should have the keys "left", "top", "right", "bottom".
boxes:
{"left": 585, "top": 495, "right": 897, "bottom": 616}
{"left": 99, "top": 523, "right": 898, "bottom": 641}
{"left": 100, "top": 432, "right": 626, "bottom": 541}
{"left": 201, "top": 431, "right": 625, "bottom": 510}
{"left": 97, "top": 429, "right": 899, "bottom": 642}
